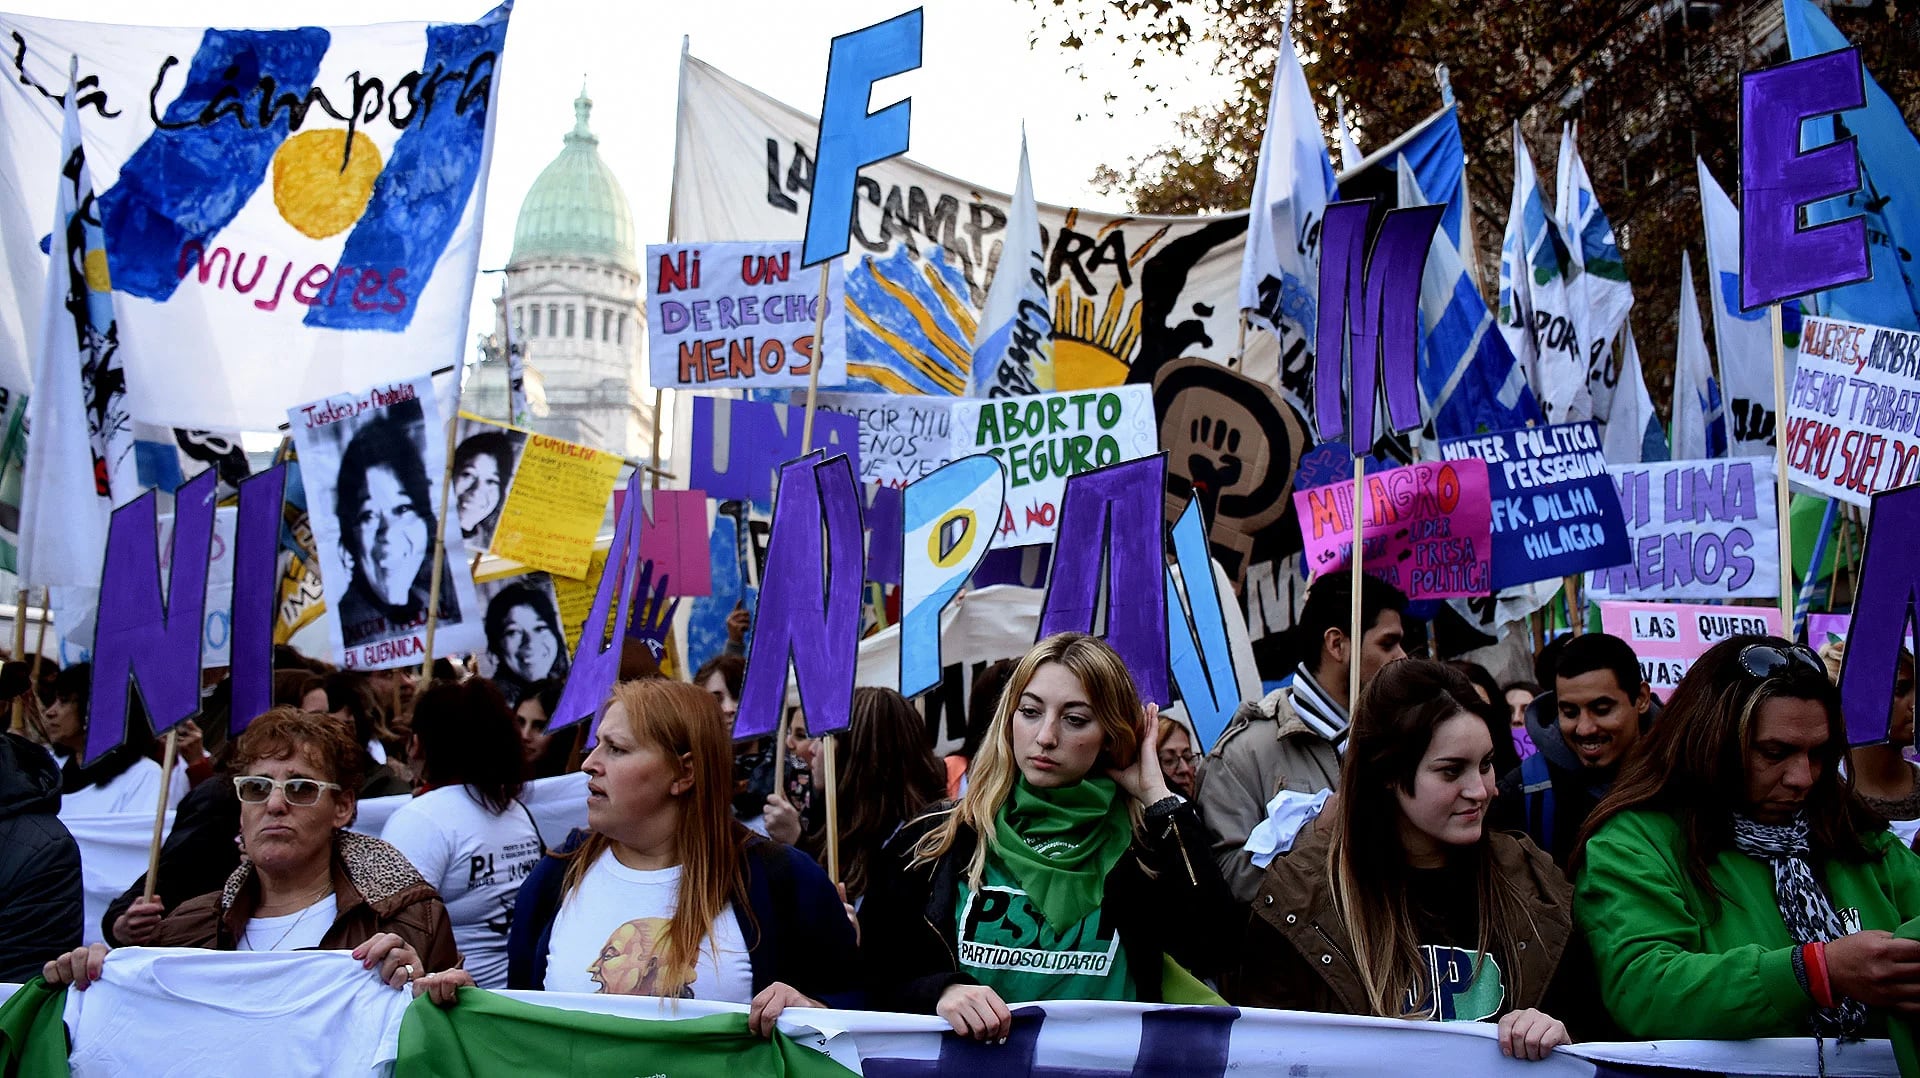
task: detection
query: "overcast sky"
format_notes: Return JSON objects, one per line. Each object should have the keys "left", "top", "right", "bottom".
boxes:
{"left": 5, "top": 0, "right": 1231, "bottom": 349}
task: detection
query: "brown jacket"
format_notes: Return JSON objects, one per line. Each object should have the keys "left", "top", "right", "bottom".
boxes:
{"left": 1228, "top": 825, "right": 1572, "bottom": 1019}
{"left": 149, "top": 830, "right": 459, "bottom": 971}
{"left": 1195, "top": 686, "right": 1344, "bottom": 903}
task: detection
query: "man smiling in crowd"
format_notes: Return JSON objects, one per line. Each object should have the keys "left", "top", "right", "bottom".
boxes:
{"left": 1495, "top": 632, "right": 1656, "bottom": 865}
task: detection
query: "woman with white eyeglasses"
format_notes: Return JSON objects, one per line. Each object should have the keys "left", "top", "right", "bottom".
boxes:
{"left": 43, "top": 708, "right": 461, "bottom": 999}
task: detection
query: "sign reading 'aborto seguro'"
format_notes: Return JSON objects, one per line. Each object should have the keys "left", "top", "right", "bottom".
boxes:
{"left": 949, "top": 385, "right": 1158, "bottom": 547}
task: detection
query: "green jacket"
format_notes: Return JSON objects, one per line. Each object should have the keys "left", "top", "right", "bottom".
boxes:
{"left": 1575, "top": 808, "right": 1920, "bottom": 1040}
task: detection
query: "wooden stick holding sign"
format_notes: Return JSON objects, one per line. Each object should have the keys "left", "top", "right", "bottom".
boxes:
{"left": 419, "top": 374, "right": 466, "bottom": 683}
{"left": 1737, "top": 47, "right": 1872, "bottom": 628}
{"left": 1311, "top": 197, "right": 1443, "bottom": 712}
{"left": 783, "top": 5, "right": 923, "bottom": 884}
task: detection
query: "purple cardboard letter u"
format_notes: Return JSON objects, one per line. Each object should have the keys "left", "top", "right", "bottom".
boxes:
{"left": 1740, "top": 48, "right": 1870, "bottom": 308}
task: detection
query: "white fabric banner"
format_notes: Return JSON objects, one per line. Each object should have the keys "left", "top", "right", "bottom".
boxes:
{"left": 61, "top": 811, "right": 174, "bottom": 946}
{"left": 288, "top": 375, "right": 482, "bottom": 670}
{"left": 0, "top": 6, "right": 510, "bottom": 431}
{"left": 670, "top": 54, "right": 1274, "bottom": 398}
{"left": 1, "top": 960, "right": 1897, "bottom": 1078}
{"left": 1671, "top": 252, "right": 1725, "bottom": 461}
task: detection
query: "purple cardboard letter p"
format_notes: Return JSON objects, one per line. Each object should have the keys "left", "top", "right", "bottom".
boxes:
{"left": 1739, "top": 48, "right": 1870, "bottom": 308}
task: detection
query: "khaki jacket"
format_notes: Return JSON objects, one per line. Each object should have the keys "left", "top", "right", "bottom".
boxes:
{"left": 1194, "top": 687, "right": 1342, "bottom": 903}
{"left": 150, "top": 830, "right": 459, "bottom": 972}
{"left": 1229, "top": 825, "right": 1572, "bottom": 1019}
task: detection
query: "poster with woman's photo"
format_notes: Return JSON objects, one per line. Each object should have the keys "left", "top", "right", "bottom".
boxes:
{"left": 452, "top": 414, "right": 529, "bottom": 551}
{"left": 475, "top": 572, "right": 570, "bottom": 706}
{"left": 288, "top": 376, "right": 483, "bottom": 669}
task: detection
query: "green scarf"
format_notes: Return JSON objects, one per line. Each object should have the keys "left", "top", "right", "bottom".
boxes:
{"left": 990, "top": 776, "right": 1133, "bottom": 930}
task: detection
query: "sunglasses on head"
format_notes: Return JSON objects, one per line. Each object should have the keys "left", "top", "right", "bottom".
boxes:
{"left": 1737, "top": 643, "right": 1826, "bottom": 681}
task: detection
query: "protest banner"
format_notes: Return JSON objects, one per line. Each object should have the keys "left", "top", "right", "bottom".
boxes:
{"left": 1584, "top": 458, "right": 1780, "bottom": 602}
{"left": 1600, "top": 600, "right": 1785, "bottom": 695}
{"left": 1784, "top": 316, "right": 1920, "bottom": 507}
{"left": 1291, "top": 458, "right": 1493, "bottom": 600}
{"left": 815, "top": 392, "right": 954, "bottom": 487}
{"left": 452, "top": 416, "right": 529, "bottom": 551}
{"left": 949, "top": 385, "right": 1157, "bottom": 547}
{"left": 552, "top": 549, "right": 606, "bottom": 654}
{"left": 6, "top": 955, "right": 1891, "bottom": 1077}
{"left": 690, "top": 396, "right": 861, "bottom": 503}
{"left": 1440, "top": 421, "right": 1631, "bottom": 589}
{"left": 287, "top": 377, "right": 482, "bottom": 670}
{"left": 0, "top": 7, "right": 511, "bottom": 433}
{"left": 488, "top": 432, "right": 623, "bottom": 580}
{"left": 645, "top": 242, "right": 847, "bottom": 389}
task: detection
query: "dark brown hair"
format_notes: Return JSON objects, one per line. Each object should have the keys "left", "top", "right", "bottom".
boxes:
{"left": 408, "top": 678, "right": 525, "bottom": 814}
{"left": 1327, "top": 658, "right": 1535, "bottom": 1017}
{"left": 813, "top": 687, "right": 945, "bottom": 901}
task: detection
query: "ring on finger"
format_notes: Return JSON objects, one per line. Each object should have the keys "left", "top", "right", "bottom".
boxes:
{"left": 400, "top": 963, "right": 415, "bottom": 981}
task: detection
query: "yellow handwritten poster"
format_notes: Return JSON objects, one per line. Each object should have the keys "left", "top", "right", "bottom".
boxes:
{"left": 552, "top": 547, "right": 618, "bottom": 653}
{"left": 489, "top": 433, "right": 623, "bottom": 579}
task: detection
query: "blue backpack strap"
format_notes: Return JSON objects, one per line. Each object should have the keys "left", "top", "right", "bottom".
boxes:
{"left": 1518, "top": 753, "right": 1555, "bottom": 852}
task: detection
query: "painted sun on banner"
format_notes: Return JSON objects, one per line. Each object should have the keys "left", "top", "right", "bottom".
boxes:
{"left": 0, "top": 5, "right": 511, "bottom": 432}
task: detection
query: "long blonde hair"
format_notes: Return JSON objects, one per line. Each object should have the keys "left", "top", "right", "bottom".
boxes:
{"left": 559, "top": 679, "right": 751, "bottom": 995}
{"left": 1325, "top": 659, "right": 1537, "bottom": 1018}
{"left": 911, "top": 632, "right": 1146, "bottom": 888}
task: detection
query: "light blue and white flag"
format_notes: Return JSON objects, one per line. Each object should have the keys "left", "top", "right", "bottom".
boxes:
{"left": 968, "top": 130, "right": 1053, "bottom": 397}
{"left": 1238, "top": 21, "right": 1336, "bottom": 411}
{"left": 1398, "top": 159, "right": 1541, "bottom": 443}
{"left": 1333, "top": 93, "right": 1362, "bottom": 172}
{"left": 1500, "top": 123, "right": 1588, "bottom": 424}
{"left": 1785, "top": 0, "right": 1920, "bottom": 331}
{"left": 1670, "top": 251, "right": 1727, "bottom": 460}
{"left": 1555, "top": 122, "right": 1635, "bottom": 435}
{"left": 1698, "top": 157, "right": 1792, "bottom": 456}
{"left": 1603, "top": 328, "right": 1667, "bottom": 464}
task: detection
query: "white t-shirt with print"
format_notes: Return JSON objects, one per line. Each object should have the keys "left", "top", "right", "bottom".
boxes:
{"left": 542, "top": 848, "right": 753, "bottom": 1003}
{"left": 236, "top": 892, "right": 336, "bottom": 953}
{"left": 62, "top": 948, "right": 410, "bottom": 1078}
{"left": 379, "top": 785, "right": 544, "bottom": 988}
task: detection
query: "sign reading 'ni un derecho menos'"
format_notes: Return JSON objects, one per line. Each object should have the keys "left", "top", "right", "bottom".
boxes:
{"left": 644, "top": 241, "right": 847, "bottom": 390}
{"left": 1785, "top": 315, "right": 1920, "bottom": 506}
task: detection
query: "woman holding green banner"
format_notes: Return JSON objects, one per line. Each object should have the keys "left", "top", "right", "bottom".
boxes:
{"left": 861, "top": 632, "right": 1233, "bottom": 1041}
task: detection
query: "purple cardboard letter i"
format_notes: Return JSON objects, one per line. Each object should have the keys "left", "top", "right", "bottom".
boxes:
{"left": 1037, "top": 454, "right": 1171, "bottom": 705}
{"left": 1838, "top": 483, "right": 1920, "bottom": 747}
{"left": 229, "top": 464, "right": 287, "bottom": 734}
{"left": 85, "top": 470, "right": 216, "bottom": 764}
{"left": 1739, "top": 48, "right": 1870, "bottom": 308}
{"left": 548, "top": 472, "right": 648, "bottom": 739}
{"left": 1313, "top": 200, "right": 1442, "bottom": 447}
{"left": 736, "top": 452, "right": 865, "bottom": 738}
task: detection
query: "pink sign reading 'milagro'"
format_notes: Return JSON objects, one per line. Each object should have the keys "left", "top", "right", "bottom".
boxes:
{"left": 1291, "top": 458, "right": 1493, "bottom": 599}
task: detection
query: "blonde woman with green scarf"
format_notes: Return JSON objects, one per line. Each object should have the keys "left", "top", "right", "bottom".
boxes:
{"left": 859, "top": 632, "right": 1235, "bottom": 1040}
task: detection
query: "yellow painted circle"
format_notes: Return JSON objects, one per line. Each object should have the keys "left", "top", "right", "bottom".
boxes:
{"left": 1050, "top": 338, "right": 1130, "bottom": 390}
{"left": 929, "top": 508, "right": 976, "bottom": 569}
{"left": 83, "top": 248, "right": 111, "bottom": 293}
{"left": 271, "top": 129, "right": 384, "bottom": 240}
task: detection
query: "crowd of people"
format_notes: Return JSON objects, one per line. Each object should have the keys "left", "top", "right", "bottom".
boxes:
{"left": 6, "top": 566, "right": 1920, "bottom": 1063}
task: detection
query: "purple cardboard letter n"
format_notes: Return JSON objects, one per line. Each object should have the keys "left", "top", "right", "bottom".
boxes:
{"left": 86, "top": 470, "right": 216, "bottom": 763}
{"left": 737, "top": 453, "right": 865, "bottom": 738}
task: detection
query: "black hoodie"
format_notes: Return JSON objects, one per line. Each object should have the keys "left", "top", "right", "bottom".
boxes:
{"left": 0, "top": 732, "right": 83, "bottom": 979}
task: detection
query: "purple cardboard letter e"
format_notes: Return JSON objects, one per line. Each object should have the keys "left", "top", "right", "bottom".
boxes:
{"left": 1739, "top": 48, "right": 1870, "bottom": 308}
